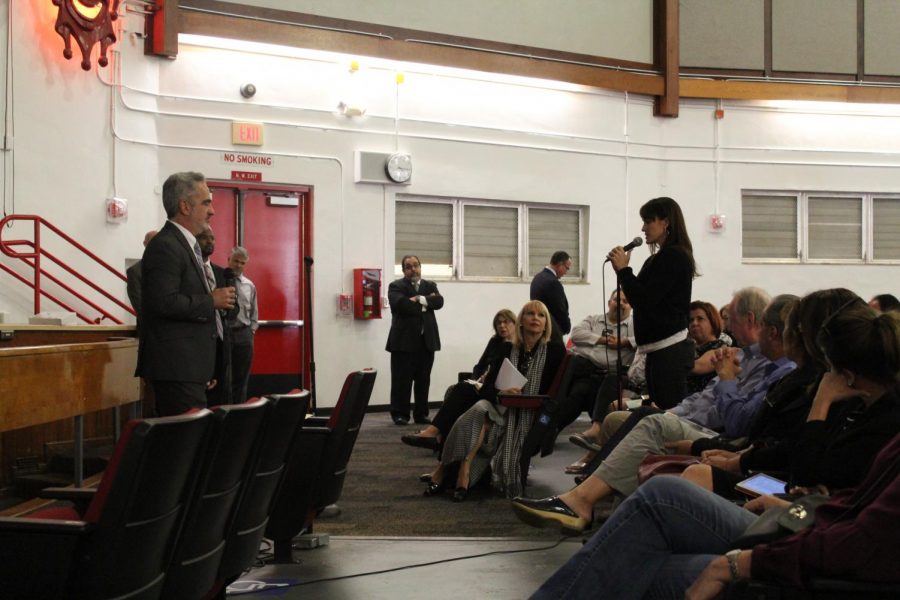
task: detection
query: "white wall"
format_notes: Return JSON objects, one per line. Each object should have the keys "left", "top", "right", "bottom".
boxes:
{"left": 1, "top": 5, "right": 898, "bottom": 406}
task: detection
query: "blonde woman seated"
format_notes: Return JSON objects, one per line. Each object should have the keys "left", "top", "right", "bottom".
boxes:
{"left": 423, "top": 300, "right": 566, "bottom": 501}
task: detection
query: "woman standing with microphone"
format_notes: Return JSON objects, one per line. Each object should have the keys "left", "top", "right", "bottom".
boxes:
{"left": 607, "top": 196, "right": 696, "bottom": 409}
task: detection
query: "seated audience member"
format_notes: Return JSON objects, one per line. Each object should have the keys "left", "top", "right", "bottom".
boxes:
{"left": 401, "top": 309, "right": 515, "bottom": 450}
{"left": 531, "top": 305, "right": 900, "bottom": 599}
{"left": 686, "top": 300, "right": 733, "bottom": 394}
{"left": 870, "top": 293, "right": 900, "bottom": 313}
{"left": 552, "top": 290, "right": 634, "bottom": 433}
{"left": 684, "top": 294, "right": 900, "bottom": 498}
{"left": 422, "top": 301, "right": 565, "bottom": 501}
{"left": 530, "top": 432, "right": 900, "bottom": 600}
{"left": 511, "top": 294, "right": 797, "bottom": 533}
{"left": 568, "top": 288, "right": 773, "bottom": 473}
{"left": 720, "top": 302, "right": 734, "bottom": 342}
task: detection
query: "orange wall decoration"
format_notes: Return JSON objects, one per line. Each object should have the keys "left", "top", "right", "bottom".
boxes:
{"left": 51, "top": 0, "right": 121, "bottom": 70}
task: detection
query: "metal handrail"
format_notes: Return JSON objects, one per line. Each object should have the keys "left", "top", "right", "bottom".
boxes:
{"left": 0, "top": 214, "right": 136, "bottom": 324}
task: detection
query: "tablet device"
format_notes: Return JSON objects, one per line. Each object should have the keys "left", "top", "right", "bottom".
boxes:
{"left": 735, "top": 473, "right": 787, "bottom": 497}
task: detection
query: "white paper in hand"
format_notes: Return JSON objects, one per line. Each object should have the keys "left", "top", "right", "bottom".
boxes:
{"left": 495, "top": 357, "right": 528, "bottom": 391}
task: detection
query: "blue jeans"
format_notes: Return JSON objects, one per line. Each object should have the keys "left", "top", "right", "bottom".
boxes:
{"left": 531, "top": 477, "right": 757, "bottom": 600}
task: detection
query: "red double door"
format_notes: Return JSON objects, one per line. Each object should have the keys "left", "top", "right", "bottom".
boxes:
{"left": 208, "top": 182, "right": 313, "bottom": 399}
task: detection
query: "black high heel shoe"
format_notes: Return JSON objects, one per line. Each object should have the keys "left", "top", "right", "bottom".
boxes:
{"left": 424, "top": 481, "right": 446, "bottom": 497}
{"left": 419, "top": 473, "right": 433, "bottom": 483}
{"left": 452, "top": 487, "right": 469, "bottom": 502}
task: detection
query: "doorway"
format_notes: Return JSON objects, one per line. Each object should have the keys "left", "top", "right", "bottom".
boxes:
{"left": 208, "top": 181, "right": 313, "bottom": 398}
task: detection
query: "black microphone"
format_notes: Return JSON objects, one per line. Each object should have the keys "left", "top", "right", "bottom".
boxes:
{"left": 605, "top": 236, "right": 644, "bottom": 262}
{"left": 222, "top": 267, "right": 237, "bottom": 317}
{"left": 304, "top": 256, "right": 314, "bottom": 266}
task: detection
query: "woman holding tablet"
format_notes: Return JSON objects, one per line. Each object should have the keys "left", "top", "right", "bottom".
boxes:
{"left": 607, "top": 197, "right": 696, "bottom": 409}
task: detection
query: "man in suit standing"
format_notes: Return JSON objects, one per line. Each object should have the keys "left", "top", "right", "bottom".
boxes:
{"left": 386, "top": 255, "right": 444, "bottom": 425}
{"left": 530, "top": 250, "right": 572, "bottom": 338}
{"left": 197, "top": 225, "right": 232, "bottom": 406}
{"left": 136, "top": 171, "right": 235, "bottom": 416}
{"left": 125, "top": 229, "right": 157, "bottom": 328}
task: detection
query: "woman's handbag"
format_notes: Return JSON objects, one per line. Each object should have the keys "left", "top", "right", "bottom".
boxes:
{"left": 733, "top": 494, "right": 830, "bottom": 549}
{"left": 637, "top": 454, "right": 701, "bottom": 484}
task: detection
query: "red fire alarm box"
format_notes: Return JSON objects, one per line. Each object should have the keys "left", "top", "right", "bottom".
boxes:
{"left": 353, "top": 268, "right": 382, "bottom": 319}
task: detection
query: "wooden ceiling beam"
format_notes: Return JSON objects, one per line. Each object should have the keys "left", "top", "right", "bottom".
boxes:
{"left": 653, "top": 0, "right": 680, "bottom": 117}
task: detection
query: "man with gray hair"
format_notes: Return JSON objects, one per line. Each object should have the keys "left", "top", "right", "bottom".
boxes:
{"left": 228, "top": 245, "right": 258, "bottom": 403}
{"left": 136, "top": 171, "right": 236, "bottom": 416}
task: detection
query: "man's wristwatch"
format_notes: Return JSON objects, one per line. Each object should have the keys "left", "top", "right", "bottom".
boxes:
{"left": 725, "top": 549, "right": 743, "bottom": 581}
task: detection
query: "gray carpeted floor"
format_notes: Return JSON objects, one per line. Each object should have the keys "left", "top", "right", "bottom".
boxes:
{"left": 311, "top": 411, "right": 589, "bottom": 538}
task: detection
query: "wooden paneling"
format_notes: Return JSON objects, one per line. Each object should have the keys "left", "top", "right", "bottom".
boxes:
{"left": 0, "top": 331, "right": 140, "bottom": 490}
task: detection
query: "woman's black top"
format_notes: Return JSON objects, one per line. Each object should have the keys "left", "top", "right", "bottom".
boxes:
{"left": 472, "top": 335, "right": 507, "bottom": 379}
{"left": 617, "top": 244, "right": 692, "bottom": 346}
{"left": 685, "top": 337, "right": 731, "bottom": 394}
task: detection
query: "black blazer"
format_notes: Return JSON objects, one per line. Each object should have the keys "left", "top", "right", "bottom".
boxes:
{"left": 385, "top": 277, "right": 443, "bottom": 353}
{"left": 135, "top": 221, "right": 217, "bottom": 383}
{"left": 530, "top": 268, "right": 570, "bottom": 335}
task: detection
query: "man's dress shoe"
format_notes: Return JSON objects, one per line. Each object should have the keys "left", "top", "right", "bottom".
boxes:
{"left": 510, "top": 496, "right": 591, "bottom": 534}
{"left": 392, "top": 415, "right": 410, "bottom": 425}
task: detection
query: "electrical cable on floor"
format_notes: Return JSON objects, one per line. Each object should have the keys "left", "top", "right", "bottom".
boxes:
{"left": 229, "top": 536, "right": 574, "bottom": 593}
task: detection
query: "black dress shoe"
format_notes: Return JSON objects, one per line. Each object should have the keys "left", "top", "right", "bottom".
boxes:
{"left": 423, "top": 481, "right": 445, "bottom": 497}
{"left": 414, "top": 416, "right": 431, "bottom": 425}
{"left": 419, "top": 473, "right": 433, "bottom": 483}
{"left": 401, "top": 434, "right": 439, "bottom": 451}
{"left": 452, "top": 487, "right": 468, "bottom": 502}
{"left": 510, "top": 496, "right": 591, "bottom": 534}
{"left": 392, "top": 415, "right": 410, "bottom": 426}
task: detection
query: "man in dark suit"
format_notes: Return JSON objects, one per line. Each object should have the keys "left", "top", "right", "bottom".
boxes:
{"left": 530, "top": 250, "right": 572, "bottom": 338}
{"left": 135, "top": 172, "right": 236, "bottom": 416}
{"left": 125, "top": 229, "right": 157, "bottom": 331}
{"left": 385, "top": 255, "right": 444, "bottom": 425}
{"left": 196, "top": 225, "right": 233, "bottom": 407}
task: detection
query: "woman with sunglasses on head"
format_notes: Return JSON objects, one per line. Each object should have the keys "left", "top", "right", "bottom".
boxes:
{"left": 423, "top": 301, "right": 565, "bottom": 501}
{"left": 530, "top": 299, "right": 900, "bottom": 600}
{"left": 607, "top": 197, "right": 697, "bottom": 410}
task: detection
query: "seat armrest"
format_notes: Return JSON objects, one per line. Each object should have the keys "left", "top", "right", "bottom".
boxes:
{"left": 0, "top": 516, "right": 89, "bottom": 533}
{"left": 498, "top": 394, "right": 549, "bottom": 409}
{"left": 39, "top": 487, "right": 97, "bottom": 501}
{"left": 304, "top": 416, "right": 331, "bottom": 427}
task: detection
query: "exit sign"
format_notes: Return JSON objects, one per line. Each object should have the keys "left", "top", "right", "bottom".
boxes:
{"left": 232, "top": 122, "right": 264, "bottom": 146}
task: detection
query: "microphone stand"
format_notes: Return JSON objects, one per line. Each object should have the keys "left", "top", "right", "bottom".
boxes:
{"left": 304, "top": 256, "right": 317, "bottom": 413}
{"left": 614, "top": 271, "right": 625, "bottom": 412}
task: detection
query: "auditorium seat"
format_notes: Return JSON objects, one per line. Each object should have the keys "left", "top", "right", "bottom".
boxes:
{"left": 0, "top": 409, "right": 213, "bottom": 600}
{"left": 265, "top": 369, "right": 377, "bottom": 562}
{"left": 162, "top": 398, "right": 271, "bottom": 599}
{"left": 212, "top": 389, "right": 311, "bottom": 595}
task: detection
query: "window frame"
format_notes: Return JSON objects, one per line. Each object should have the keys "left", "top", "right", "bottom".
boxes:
{"left": 741, "top": 190, "right": 898, "bottom": 265}
{"left": 395, "top": 194, "right": 586, "bottom": 282}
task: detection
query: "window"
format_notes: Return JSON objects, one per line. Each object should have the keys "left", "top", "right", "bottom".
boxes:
{"left": 395, "top": 196, "right": 585, "bottom": 280}
{"left": 742, "top": 191, "right": 899, "bottom": 263}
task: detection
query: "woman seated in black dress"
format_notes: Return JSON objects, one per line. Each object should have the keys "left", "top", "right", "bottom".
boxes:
{"left": 422, "top": 300, "right": 565, "bottom": 500}
{"left": 401, "top": 308, "right": 515, "bottom": 451}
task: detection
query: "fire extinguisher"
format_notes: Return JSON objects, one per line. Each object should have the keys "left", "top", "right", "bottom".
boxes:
{"left": 362, "top": 284, "right": 374, "bottom": 318}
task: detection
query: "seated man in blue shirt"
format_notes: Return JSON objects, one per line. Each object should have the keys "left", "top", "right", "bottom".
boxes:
{"left": 512, "top": 293, "right": 798, "bottom": 533}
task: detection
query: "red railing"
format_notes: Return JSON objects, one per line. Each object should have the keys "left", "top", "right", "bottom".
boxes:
{"left": 0, "top": 214, "right": 136, "bottom": 324}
